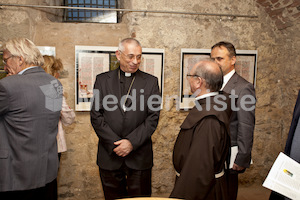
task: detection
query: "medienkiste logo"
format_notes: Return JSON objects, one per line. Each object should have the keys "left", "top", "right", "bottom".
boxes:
{"left": 40, "top": 80, "right": 63, "bottom": 112}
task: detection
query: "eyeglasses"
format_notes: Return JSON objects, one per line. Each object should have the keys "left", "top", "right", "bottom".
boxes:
{"left": 3, "top": 55, "right": 14, "bottom": 65}
{"left": 186, "top": 74, "right": 201, "bottom": 78}
{"left": 119, "top": 50, "right": 142, "bottom": 61}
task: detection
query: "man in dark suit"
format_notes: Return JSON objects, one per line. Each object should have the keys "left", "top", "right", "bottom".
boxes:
{"left": 0, "top": 38, "right": 62, "bottom": 200}
{"left": 269, "top": 90, "right": 300, "bottom": 200}
{"left": 90, "top": 38, "right": 161, "bottom": 200}
{"left": 211, "top": 41, "right": 256, "bottom": 200}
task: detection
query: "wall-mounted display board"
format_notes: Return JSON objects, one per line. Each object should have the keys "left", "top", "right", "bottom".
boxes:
{"left": 37, "top": 46, "right": 56, "bottom": 56}
{"left": 75, "top": 46, "right": 164, "bottom": 111}
{"left": 180, "top": 48, "right": 257, "bottom": 109}
{"left": 0, "top": 51, "right": 6, "bottom": 79}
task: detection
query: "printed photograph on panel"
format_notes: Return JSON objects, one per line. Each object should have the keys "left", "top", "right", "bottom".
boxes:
{"left": 78, "top": 52, "right": 109, "bottom": 99}
{"left": 75, "top": 46, "right": 164, "bottom": 111}
{"left": 0, "top": 52, "right": 6, "bottom": 80}
{"left": 180, "top": 49, "right": 257, "bottom": 109}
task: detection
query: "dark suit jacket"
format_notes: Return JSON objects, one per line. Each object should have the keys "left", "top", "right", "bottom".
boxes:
{"left": 284, "top": 90, "right": 300, "bottom": 155}
{"left": 223, "top": 72, "right": 256, "bottom": 168}
{"left": 90, "top": 68, "right": 161, "bottom": 170}
{"left": 0, "top": 67, "right": 62, "bottom": 192}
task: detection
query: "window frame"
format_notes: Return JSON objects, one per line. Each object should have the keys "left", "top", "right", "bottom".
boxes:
{"left": 64, "top": 0, "right": 118, "bottom": 23}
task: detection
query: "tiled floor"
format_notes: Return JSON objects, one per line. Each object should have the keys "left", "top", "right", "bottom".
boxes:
{"left": 238, "top": 184, "right": 271, "bottom": 200}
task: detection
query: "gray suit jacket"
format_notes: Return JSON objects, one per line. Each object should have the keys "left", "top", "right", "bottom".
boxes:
{"left": 0, "top": 67, "right": 62, "bottom": 192}
{"left": 223, "top": 72, "right": 256, "bottom": 168}
{"left": 90, "top": 69, "right": 161, "bottom": 170}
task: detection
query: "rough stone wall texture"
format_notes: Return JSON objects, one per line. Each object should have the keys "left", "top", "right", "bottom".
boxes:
{"left": 0, "top": 0, "right": 300, "bottom": 199}
{"left": 256, "top": 0, "right": 300, "bottom": 30}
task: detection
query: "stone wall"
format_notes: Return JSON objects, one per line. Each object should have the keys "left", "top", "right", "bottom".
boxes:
{"left": 257, "top": 0, "right": 300, "bottom": 30}
{"left": 0, "top": 0, "right": 300, "bottom": 199}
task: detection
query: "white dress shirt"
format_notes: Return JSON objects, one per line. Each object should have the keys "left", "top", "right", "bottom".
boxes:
{"left": 221, "top": 69, "right": 235, "bottom": 90}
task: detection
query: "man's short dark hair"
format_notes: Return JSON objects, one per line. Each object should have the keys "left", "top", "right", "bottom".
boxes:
{"left": 211, "top": 41, "right": 236, "bottom": 58}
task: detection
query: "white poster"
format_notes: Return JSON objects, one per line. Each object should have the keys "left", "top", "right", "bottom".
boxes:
{"left": 263, "top": 152, "right": 300, "bottom": 199}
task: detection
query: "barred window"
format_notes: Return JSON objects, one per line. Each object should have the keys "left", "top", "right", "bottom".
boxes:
{"left": 64, "top": 0, "right": 118, "bottom": 23}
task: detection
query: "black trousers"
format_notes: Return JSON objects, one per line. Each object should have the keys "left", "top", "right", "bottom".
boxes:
{"left": 0, "top": 178, "right": 57, "bottom": 200}
{"left": 99, "top": 165, "right": 152, "bottom": 200}
{"left": 269, "top": 191, "right": 286, "bottom": 200}
{"left": 227, "top": 171, "right": 238, "bottom": 200}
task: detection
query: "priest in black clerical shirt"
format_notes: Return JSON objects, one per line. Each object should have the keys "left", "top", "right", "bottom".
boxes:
{"left": 90, "top": 38, "right": 161, "bottom": 200}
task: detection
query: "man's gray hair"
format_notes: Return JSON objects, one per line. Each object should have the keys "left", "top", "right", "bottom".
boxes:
{"left": 118, "top": 38, "right": 142, "bottom": 51}
{"left": 1, "top": 38, "right": 44, "bottom": 66}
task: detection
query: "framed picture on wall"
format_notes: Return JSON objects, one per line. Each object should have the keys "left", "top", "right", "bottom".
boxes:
{"left": 75, "top": 46, "right": 164, "bottom": 111}
{"left": 180, "top": 48, "right": 257, "bottom": 109}
{"left": 37, "top": 46, "right": 56, "bottom": 56}
{"left": 0, "top": 51, "right": 7, "bottom": 79}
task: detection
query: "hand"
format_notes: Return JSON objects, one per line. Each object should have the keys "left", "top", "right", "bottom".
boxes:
{"left": 6, "top": 72, "right": 13, "bottom": 77}
{"left": 232, "top": 163, "right": 245, "bottom": 171}
{"left": 5, "top": 66, "right": 16, "bottom": 76}
{"left": 113, "top": 139, "right": 133, "bottom": 157}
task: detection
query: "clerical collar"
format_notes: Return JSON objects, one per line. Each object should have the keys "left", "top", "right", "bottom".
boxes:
{"left": 119, "top": 69, "right": 136, "bottom": 78}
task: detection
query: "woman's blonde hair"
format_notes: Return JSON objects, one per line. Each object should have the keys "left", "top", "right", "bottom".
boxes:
{"left": 42, "top": 55, "right": 63, "bottom": 76}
